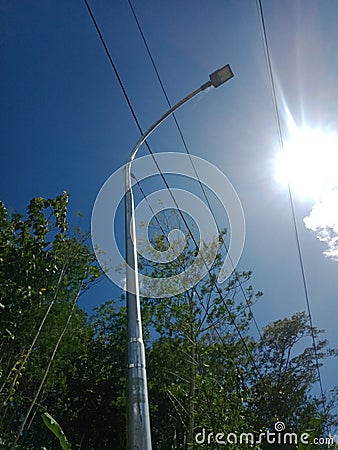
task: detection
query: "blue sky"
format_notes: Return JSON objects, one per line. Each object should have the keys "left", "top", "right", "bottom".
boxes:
{"left": 1, "top": 0, "right": 338, "bottom": 426}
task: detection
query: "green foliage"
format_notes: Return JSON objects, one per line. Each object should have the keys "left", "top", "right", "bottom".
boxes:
{"left": 1, "top": 199, "right": 336, "bottom": 449}
{"left": 249, "top": 314, "right": 338, "bottom": 449}
{"left": 60, "top": 300, "right": 128, "bottom": 449}
{"left": 136, "top": 211, "right": 337, "bottom": 449}
{"left": 137, "top": 211, "right": 263, "bottom": 448}
{"left": 41, "top": 412, "right": 72, "bottom": 450}
{"left": 297, "top": 417, "right": 321, "bottom": 450}
{"left": 0, "top": 194, "right": 102, "bottom": 448}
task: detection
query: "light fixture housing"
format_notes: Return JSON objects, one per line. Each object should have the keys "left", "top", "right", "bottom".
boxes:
{"left": 209, "top": 64, "right": 234, "bottom": 88}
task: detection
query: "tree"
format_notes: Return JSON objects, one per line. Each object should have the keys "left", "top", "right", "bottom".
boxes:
{"left": 134, "top": 210, "right": 337, "bottom": 449}
{"left": 249, "top": 312, "right": 338, "bottom": 450}
{"left": 138, "top": 210, "right": 262, "bottom": 449}
{"left": 0, "top": 194, "right": 101, "bottom": 449}
{"left": 60, "top": 299, "right": 128, "bottom": 449}
{"left": 2, "top": 198, "right": 336, "bottom": 449}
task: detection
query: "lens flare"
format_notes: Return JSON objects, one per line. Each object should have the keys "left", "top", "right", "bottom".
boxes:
{"left": 275, "top": 128, "right": 338, "bottom": 201}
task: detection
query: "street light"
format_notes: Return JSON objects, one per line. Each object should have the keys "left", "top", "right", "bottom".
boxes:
{"left": 124, "top": 63, "right": 234, "bottom": 450}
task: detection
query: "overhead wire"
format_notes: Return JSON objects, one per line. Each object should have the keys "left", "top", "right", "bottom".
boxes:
{"left": 127, "top": 0, "right": 262, "bottom": 339}
{"left": 83, "top": 0, "right": 151, "bottom": 154}
{"left": 255, "top": 0, "right": 327, "bottom": 416}
{"left": 128, "top": 0, "right": 328, "bottom": 424}
{"left": 83, "top": 0, "right": 264, "bottom": 387}
{"left": 132, "top": 173, "right": 284, "bottom": 416}
{"left": 133, "top": 173, "right": 259, "bottom": 383}
{"left": 134, "top": 177, "right": 259, "bottom": 410}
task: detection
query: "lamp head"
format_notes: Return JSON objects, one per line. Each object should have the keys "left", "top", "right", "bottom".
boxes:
{"left": 209, "top": 64, "right": 234, "bottom": 88}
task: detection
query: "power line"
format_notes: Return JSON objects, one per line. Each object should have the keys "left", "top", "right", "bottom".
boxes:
{"left": 83, "top": 0, "right": 262, "bottom": 386}
{"left": 133, "top": 174, "right": 261, "bottom": 386}
{"left": 127, "top": 0, "right": 262, "bottom": 339}
{"left": 255, "top": 0, "right": 326, "bottom": 415}
{"left": 134, "top": 157, "right": 261, "bottom": 376}
{"left": 83, "top": 0, "right": 152, "bottom": 153}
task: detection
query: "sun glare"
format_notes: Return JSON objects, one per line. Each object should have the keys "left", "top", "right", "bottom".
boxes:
{"left": 275, "top": 128, "right": 338, "bottom": 201}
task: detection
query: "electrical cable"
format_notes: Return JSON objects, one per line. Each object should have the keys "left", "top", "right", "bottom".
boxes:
{"left": 127, "top": 0, "right": 262, "bottom": 340}
{"left": 83, "top": 0, "right": 265, "bottom": 392}
{"left": 133, "top": 174, "right": 262, "bottom": 384}
{"left": 256, "top": 0, "right": 327, "bottom": 416}
{"left": 83, "top": 0, "right": 152, "bottom": 156}
{"left": 135, "top": 176, "right": 253, "bottom": 425}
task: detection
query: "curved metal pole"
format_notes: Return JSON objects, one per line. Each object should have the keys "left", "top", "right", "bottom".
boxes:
{"left": 127, "top": 84, "right": 205, "bottom": 167}
{"left": 124, "top": 63, "right": 233, "bottom": 449}
{"left": 124, "top": 84, "right": 206, "bottom": 450}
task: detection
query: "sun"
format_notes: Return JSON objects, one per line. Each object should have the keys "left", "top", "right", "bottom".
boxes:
{"left": 274, "top": 127, "right": 338, "bottom": 201}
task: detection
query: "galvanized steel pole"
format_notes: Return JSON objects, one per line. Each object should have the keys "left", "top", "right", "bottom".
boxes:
{"left": 124, "top": 64, "right": 234, "bottom": 449}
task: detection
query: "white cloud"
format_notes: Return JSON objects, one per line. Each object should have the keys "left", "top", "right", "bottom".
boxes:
{"left": 304, "top": 190, "right": 338, "bottom": 261}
